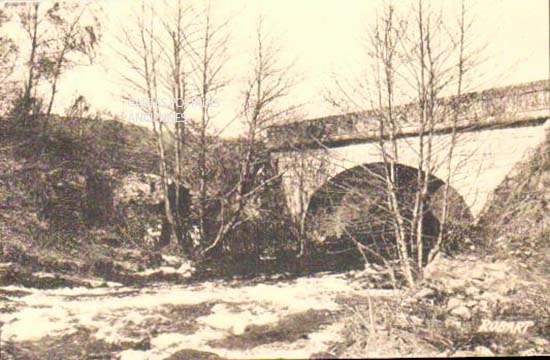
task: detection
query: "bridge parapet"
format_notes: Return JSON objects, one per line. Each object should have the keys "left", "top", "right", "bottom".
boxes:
{"left": 268, "top": 80, "right": 549, "bottom": 151}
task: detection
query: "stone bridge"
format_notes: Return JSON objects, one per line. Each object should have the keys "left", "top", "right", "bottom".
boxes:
{"left": 267, "top": 80, "right": 549, "bottom": 242}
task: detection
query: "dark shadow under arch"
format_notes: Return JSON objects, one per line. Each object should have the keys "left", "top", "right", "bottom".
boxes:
{"left": 305, "top": 162, "right": 473, "bottom": 266}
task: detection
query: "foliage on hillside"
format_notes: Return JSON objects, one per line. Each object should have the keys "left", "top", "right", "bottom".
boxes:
{"left": 0, "top": 116, "right": 302, "bottom": 281}
{"left": 478, "top": 129, "right": 549, "bottom": 276}
{"left": 0, "top": 116, "right": 160, "bottom": 278}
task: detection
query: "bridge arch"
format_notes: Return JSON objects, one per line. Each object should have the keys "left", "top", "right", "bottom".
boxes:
{"left": 304, "top": 162, "right": 473, "bottom": 264}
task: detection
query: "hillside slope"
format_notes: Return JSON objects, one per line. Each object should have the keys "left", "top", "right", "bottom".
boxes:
{"left": 0, "top": 117, "right": 164, "bottom": 285}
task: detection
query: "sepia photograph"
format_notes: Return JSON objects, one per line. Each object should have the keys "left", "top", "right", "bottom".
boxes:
{"left": 0, "top": 0, "right": 548, "bottom": 358}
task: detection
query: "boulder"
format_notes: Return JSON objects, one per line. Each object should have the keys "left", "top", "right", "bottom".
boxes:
{"left": 309, "top": 352, "right": 337, "bottom": 359}
{"left": 476, "top": 300, "right": 491, "bottom": 314}
{"left": 465, "top": 286, "right": 481, "bottom": 297}
{"left": 414, "top": 287, "right": 436, "bottom": 299}
{"left": 114, "top": 172, "right": 163, "bottom": 207}
{"left": 0, "top": 262, "right": 19, "bottom": 285}
{"left": 532, "top": 337, "right": 549, "bottom": 347}
{"left": 118, "top": 336, "right": 151, "bottom": 351}
{"left": 409, "top": 315, "right": 424, "bottom": 326}
{"left": 518, "top": 348, "right": 538, "bottom": 356}
{"left": 444, "top": 318, "right": 462, "bottom": 329}
{"left": 450, "top": 305, "right": 472, "bottom": 321}
{"left": 446, "top": 297, "right": 463, "bottom": 310}
{"left": 474, "top": 346, "right": 494, "bottom": 356}
{"left": 166, "top": 349, "right": 224, "bottom": 360}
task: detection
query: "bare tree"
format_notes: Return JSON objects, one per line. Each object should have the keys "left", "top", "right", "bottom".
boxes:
{"left": 117, "top": 1, "right": 180, "bottom": 248}
{"left": 0, "top": 8, "right": 17, "bottom": 115}
{"left": 427, "top": 0, "right": 472, "bottom": 263}
{"left": 9, "top": 1, "right": 100, "bottom": 127}
{"left": 12, "top": 2, "right": 41, "bottom": 122}
{"left": 400, "top": 0, "right": 476, "bottom": 275}
{"left": 117, "top": 3, "right": 296, "bottom": 258}
{"left": 184, "top": 0, "right": 230, "bottom": 244}
{"left": 327, "top": 0, "right": 477, "bottom": 286}
{"left": 158, "top": 0, "right": 196, "bottom": 250}
{"left": 38, "top": 2, "right": 101, "bottom": 131}
{"left": 369, "top": 4, "right": 416, "bottom": 286}
{"left": 118, "top": 0, "right": 228, "bottom": 251}
{"left": 201, "top": 16, "right": 297, "bottom": 255}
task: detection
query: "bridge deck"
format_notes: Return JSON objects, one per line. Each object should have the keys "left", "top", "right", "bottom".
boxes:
{"left": 268, "top": 80, "right": 549, "bottom": 151}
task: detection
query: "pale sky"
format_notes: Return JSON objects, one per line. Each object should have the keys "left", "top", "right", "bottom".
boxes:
{"left": 11, "top": 0, "right": 549, "bottom": 136}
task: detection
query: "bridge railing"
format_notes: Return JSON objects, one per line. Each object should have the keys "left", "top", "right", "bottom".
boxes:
{"left": 268, "top": 80, "right": 549, "bottom": 151}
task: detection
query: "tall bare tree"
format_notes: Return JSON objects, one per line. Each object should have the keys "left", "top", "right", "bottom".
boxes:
{"left": 9, "top": 1, "right": 100, "bottom": 127}
{"left": 184, "top": 0, "right": 230, "bottom": 244}
{"left": 117, "top": 0, "right": 222, "bottom": 251}
{"left": 0, "top": 8, "right": 17, "bottom": 115}
{"left": 158, "top": 0, "right": 195, "bottom": 249}
{"left": 10, "top": 2, "right": 41, "bottom": 123}
{"left": 39, "top": 2, "right": 101, "bottom": 131}
{"left": 119, "top": 3, "right": 295, "bottom": 257}
{"left": 201, "top": 16, "right": 297, "bottom": 255}
{"left": 327, "top": 0, "right": 477, "bottom": 286}
{"left": 118, "top": 1, "right": 180, "bottom": 247}
{"left": 427, "top": 0, "right": 472, "bottom": 264}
